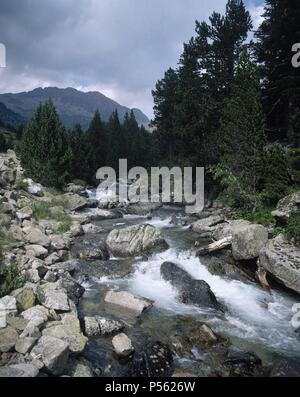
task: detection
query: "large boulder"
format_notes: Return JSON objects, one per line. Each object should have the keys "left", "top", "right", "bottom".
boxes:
{"left": 20, "top": 305, "right": 50, "bottom": 337}
{"left": 16, "top": 206, "right": 33, "bottom": 222}
{"left": 25, "top": 244, "right": 48, "bottom": 259}
{"left": 50, "top": 235, "right": 71, "bottom": 251}
{"left": 56, "top": 275, "right": 85, "bottom": 306}
{"left": 82, "top": 223, "right": 103, "bottom": 234}
{"left": 21, "top": 305, "right": 49, "bottom": 324}
{"left": 126, "top": 202, "right": 162, "bottom": 216}
{"left": 24, "top": 179, "right": 44, "bottom": 197}
{"left": 192, "top": 215, "right": 225, "bottom": 236}
{"left": 0, "top": 326, "right": 19, "bottom": 352}
{"left": 15, "top": 337, "right": 37, "bottom": 354}
{"left": 259, "top": 236, "right": 300, "bottom": 295}
{"left": 11, "top": 286, "right": 36, "bottom": 312}
{"left": 272, "top": 191, "right": 300, "bottom": 224}
{"left": 212, "top": 220, "right": 251, "bottom": 240}
{"left": 0, "top": 364, "right": 39, "bottom": 378}
{"left": 42, "top": 314, "right": 87, "bottom": 354}
{"left": 84, "top": 316, "right": 123, "bottom": 337}
{"left": 51, "top": 259, "right": 79, "bottom": 276}
{"left": 78, "top": 243, "right": 109, "bottom": 261}
{"left": 161, "top": 262, "right": 222, "bottom": 311}
{"left": 2, "top": 169, "right": 16, "bottom": 185}
{"left": 0, "top": 296, "right": 17, "bottom": 326}
{"left": 87, "top": 208, "right": 123, "bottom": 221}
{"left": 104, "top": 291, "right": 153, "bottom": 315}
{"left": 106, "top": 224, "right": 168, "bottom": 257}
{"left": 23, "top": 227, "right": 51, "bottom": 248}
{"left": 232, "top": 224, "right": 268, "bottom": 261}
{"left": 63, "top": 193, "right": 89, "bottom": 212}
{"left": 30, "top": 335, "right": 69, "bottom": 376}
{"left": 39, "top": 288, "right": 70, "bottom": 312}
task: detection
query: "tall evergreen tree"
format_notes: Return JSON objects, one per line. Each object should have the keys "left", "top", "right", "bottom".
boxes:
{"left": 152, "top": 68, "right": 180, "bottom": 162}
{"left": 20, "top": 100, "right": 70, "bottom": 188}
{"left": 106, "top": 110, "right": 122, "bottom": 171}
{"left": 256, "top": 0, "right": 300, "bottom": 145}
{"left": 123, "top": 110, "right": 146, "bottom": 168}
{"left": 67, "top": 124, "right": 89, "bottom": 182}
{"left": 86, "top": 110, "right": 107, "bottom": 182}
{"left": 152, "top": 0, "right": 252, "bottom": 167}
{"left": 213, "top": 50, "right": 267, "bottom": 210}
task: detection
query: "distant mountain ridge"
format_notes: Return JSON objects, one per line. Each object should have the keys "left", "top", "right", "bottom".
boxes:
{"left": 0, "top": 102, "right": 25, "bottom": 127}
{"left": 0, "top": 87, "right": 149, "bottom": 129}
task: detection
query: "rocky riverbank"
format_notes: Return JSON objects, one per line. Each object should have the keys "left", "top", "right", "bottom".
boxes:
{"left": 0, "top": 150, "right": 300, "bottom": 377}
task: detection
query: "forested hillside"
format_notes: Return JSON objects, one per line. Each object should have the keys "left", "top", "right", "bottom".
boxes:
{"left": 151, "top": 0, "right": 300, "bottom": 217}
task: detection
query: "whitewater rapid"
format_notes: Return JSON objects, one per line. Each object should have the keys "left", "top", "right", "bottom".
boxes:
{"left": 83, "top": 201, "right": 300, "bottom": 362}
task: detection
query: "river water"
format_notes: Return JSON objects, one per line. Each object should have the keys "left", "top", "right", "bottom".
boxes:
{"left": 76, "top": 204, "right": 300, "bottom": 376}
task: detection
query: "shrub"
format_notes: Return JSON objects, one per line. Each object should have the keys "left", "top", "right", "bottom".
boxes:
{"left": 210, "top": 164, "right": 263, "bottom": 211}
{"left": 287, "top": 148, "right": 300, "bottom": 186}
{"left": 72, "top": 179, "right": 86, "bottom": 187}
{"left": 15, "top": 178, "right": 29, "bottom": 191}
{"left": 286, "top": 210, "right": 300, "bottom": 245}
{"left": 0, "top": 230, "right": 26, "bottom": 298}
{"left": 261, "top": 144, "right": 290, "bottom": 204}
{"left": 0, "top": 264, "right": 27, "bottom": 298}
{"left": 232, "top": 205, "right": 275, "bottom": 226}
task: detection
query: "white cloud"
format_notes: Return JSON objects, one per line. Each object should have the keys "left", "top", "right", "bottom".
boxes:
{"left": 0, "top": 0, "right": 263, "bottom": 118}
{"left": 249, "top": 4, "right": 265, "bottom": 30}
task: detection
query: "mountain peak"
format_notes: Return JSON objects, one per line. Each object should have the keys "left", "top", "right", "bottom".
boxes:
{"left": 0, "top": 87, "right": 149, "bottom": 128}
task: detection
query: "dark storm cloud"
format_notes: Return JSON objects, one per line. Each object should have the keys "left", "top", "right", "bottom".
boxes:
{"left": 0, "top": 0, "right": 263, "bottom": 117}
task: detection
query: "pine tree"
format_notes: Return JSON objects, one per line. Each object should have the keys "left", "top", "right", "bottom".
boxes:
{"left": 20, "top": 100, "right": 70, "bottom": 188}
{"left": 214, "top": 50, "right": 267, "bottom": 210}
{"left": 86, "top": 110, "right": 107, "bottom": 182}
{"left": 123, "top": 110, "right": 146, "bottom": 168}
{"left": 106, "top": 110, "right": 122, "bottom": 171}
{"left": 256, "top": 0, "right": 300, "bottom": 145}
{"left": 67, "top": 124, "right": 89, "bottom": 183}
{"left": 152, "top": 0, "right": 252, "bottom": 167}
{"left": 152, "top": 68, "right": 180, "bottom": 162}
{"left": 261, "top": 143, "right": 290, "bottom": 204}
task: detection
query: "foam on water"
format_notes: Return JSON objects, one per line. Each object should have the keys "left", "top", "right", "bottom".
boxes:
{"left": 128, "top": 248, "right": 300, "bottom": 358}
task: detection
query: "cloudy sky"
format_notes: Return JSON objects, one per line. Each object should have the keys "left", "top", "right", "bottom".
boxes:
{"left": 0, "top": 0, "right": 264, "bottom": 118}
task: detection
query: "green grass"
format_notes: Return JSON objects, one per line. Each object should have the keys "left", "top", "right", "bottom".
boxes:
{"left": 231, "top": 205, "right": 275, "bottom": 227}
{"left": 0, "top": 264, "right": 27, "bottom": 298}
{"left": 56, "top": 219, "right": 73, "bottom": 234}
{"left": 0, "top": 229, "right": 26, "bottom": 298}
{"left": 32, "top": 202, "right": 73, "bottom": 234}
